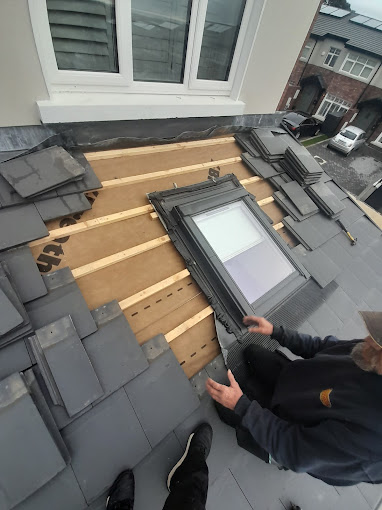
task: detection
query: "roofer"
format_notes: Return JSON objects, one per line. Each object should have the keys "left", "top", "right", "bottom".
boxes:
{"left": 206, "top": 311, "right": 382, "bottom": 487}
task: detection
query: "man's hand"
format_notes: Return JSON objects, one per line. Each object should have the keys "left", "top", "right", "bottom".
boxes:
{"left": 206, "top": 370, "right": 243, "bottom": 410}
{"left": 243, "top": 316, "right": 274, "bottom": 336}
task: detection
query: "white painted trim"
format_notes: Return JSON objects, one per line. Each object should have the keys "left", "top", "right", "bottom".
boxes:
{"left": 37, "top": 93, "right": 245, "bottom": 123}
{"left": 372, "top": 132, "right": 382, "bottom": 148}
{"left": 29, "top": 0, "right": 259, "bottom": 99}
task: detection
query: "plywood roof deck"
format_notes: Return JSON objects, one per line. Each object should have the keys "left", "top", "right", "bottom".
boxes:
{"left": 31, "top": 136, "right": 297, "bottom": 378}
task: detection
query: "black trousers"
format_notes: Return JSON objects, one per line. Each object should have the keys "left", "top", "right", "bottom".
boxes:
{"left": 162, "top": 452, "right": 209, "bottom": 510}
{"left": 230, "top": 345, "right": 290, "bottom": 462}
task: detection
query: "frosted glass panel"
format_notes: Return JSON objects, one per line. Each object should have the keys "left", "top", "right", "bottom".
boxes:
{"left": 193, "top": 202, "right": 263, "bottom": 262}
{"left": 193, "top": 202, "right": 294, "bottom": 304}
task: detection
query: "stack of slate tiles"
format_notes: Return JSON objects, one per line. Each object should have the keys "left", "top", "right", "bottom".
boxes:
{"left": 280, "top": 145, "right": 323, "bottom": 185}
{"left": 241, "top": 152, "right": 283, "bottom": 179}
{"left": 306, "top": 181, "right": 345, "bottom": 219}
{"left": 272, "top": 181, "right": 319, "bottom": 223}
{"left": 0, "top": 146, "right": 101, "bottom": 228}
{"left": 249, "top": 129, "right": 289, "bottom": 162}
{"left": 0, "top": 255, "right": 201, "bottom": 509}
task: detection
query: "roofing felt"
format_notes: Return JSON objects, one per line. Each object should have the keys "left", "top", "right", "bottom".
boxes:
{"left": 312, "top": 12, "right": 382, "bottom": 58}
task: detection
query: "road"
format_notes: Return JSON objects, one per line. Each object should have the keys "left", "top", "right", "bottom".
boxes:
{"left": 307, "top": 141, "right": 382, "bottom": 196}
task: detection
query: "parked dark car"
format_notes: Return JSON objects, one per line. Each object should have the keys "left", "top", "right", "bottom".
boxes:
{"left": 281, "top": 112, "right": 321, "bottom": 139}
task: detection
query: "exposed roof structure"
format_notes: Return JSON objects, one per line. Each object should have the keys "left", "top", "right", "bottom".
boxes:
{"left": 0, "top": 124, "right": 381, "bottom": 509}
{"left": 312, "top": 10, "right": 382, "bottom": 58}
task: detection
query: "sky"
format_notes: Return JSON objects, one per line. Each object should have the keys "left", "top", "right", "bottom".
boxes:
{"left": 350, "top": 0, "right": 382, "bottom": 19}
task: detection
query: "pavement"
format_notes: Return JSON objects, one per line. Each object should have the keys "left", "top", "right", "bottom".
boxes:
{"left": 307, "top": 141, "right": 382, "bottom": 197}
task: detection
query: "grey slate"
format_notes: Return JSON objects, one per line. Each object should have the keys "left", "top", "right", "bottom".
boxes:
{"left": 125, "top": 348, "right": 200, "bottom": 448}
{"left": 335, "top": 269, "right": 369, "bottom": 305}
{"left": 56, "top": 150, "right": 102, "bottom": 196}
{"left": 0, "top": 339, "right": 32, "bottom": 381}
{"left": 35, "top": 193, "right": 91, "bottom": 222}
{"left": 233, "top": 133, "right": 260, "bottom": 158}
{"left": 141, "top": 333, "right": 170, "bottom": 363}
{"left": 241, "top": 153, "right": 280, "bottom": 178}
{"left": 307, "top": 181, "right": 345, "bottom": 217}
{"left": 340, "top": 197, "right": 364, "bottom": 226}
{"left": 25, "top": 267, "right": 97, "bottom": 340}
{"left": 204, "top": 354, "right": 230, "bottom": 386}
{"left": 0, "top": 245, "right": 47, "bottom": 303}
{"left": 133, "top": 433, "right": 184, "bottom": 510}
{"left": 320, "top": 236, "right": 354, "bottom": 268}
{"left": 0, "top": 146, "right": 85, "bottom": 198}
{"left": 23, "top": 368, "right": 71, "bottom": 465}
{"left": 273, "top": 190, "right": 318, "bottom": 222}
{"left": 283, "top": 215, "right": 338, "bottom": 250}
{"left": 215, "top": 317, "right": 237, "bottom": 350}
{"left": 83, "top": 300, "right": 148, "bottom": 400}
{"left": 280, "top": 181, "right": 319, "bottom": 216}
{"left": 206, "top": 470, "right": 253, "bottom": 510}
{"left": 323, "top": 286, "right": 358, "bottom": 323}
{"left": 175, "top": 393, "right": 240, "bottom": 483}
{"left": 13, "top": 467, "right": 86, "bottom": 510}
{"left": 292, "top": 244, "right": 341, "bottom": 288}
{"left": 0, "top": 288, "right": 23, "bottom": 336}
{"left": 0, "top": 373, "right": 65, "bottom": 510}
{"left": 62, "top": 388, "right": 151, "bottom": 503}
{"left": 0, "top": 264, "right": 32, "bottom": 347}
{"left": 325, "top": 180, "right": 347, "bottom": 201}
{"left": 0, "top": 204, "right": 48, "bottom": 251}
{"left": 34, "top": 316, "right": 103, "bottom": 416}
{"left": 306, "top": 301, "right": 344, "bottom": 337}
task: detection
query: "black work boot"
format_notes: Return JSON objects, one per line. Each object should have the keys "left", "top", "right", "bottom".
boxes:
{"left": 106, "top": 469, "right": 135, "bottom": 510}
{"left": 167, "top": 423, "right": 213, "bottom": 491}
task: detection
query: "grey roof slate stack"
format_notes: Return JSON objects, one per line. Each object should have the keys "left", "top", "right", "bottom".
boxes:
{"left": 0, "top": 145, "right": 101, "bottom": 228}
{"left": 280, "top": 146, "right": 324, "bottom": 186}
{"left": 306, "top": 182, "right": 345, "bottom": 219}
{"left": 249, "top": 129, "right": 289, "bottom": 162}
{"left": 241, "top": 153, "right": 282, "bottom": 179}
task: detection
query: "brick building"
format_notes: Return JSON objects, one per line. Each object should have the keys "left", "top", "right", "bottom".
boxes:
{"left": 278, "top": 4, "right": 382, "bottom": 147}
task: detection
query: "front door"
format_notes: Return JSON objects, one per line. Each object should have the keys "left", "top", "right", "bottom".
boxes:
{"left": 294, "top": 83, "right": 320, "bottom": 114}
{"left": 354, "top": 105, "right": 381, "bottom": 133}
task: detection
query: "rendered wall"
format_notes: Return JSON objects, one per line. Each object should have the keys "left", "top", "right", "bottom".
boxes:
{"left": 240, "top": 0, "right": 321, "bottom": 114}
{"left": 0, "top": 0, "right": 49, "bottom": 127}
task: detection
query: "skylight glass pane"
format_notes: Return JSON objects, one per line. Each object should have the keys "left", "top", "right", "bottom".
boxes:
{"left": 330, "top": 9, "right": 350, "bottom": 17}
{"left": 193, "top": 202, "right": 294, "bottom": 304}
{"left": 320, "top": 6, "right": 337, "bottom": 14}
{"left": 197, "top": 0, "right": 246, "bottom": 81}
{"left": 131, "top": 0, "right": 191, "bottom": 83}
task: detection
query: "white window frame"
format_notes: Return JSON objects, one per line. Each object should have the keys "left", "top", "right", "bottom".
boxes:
{"left": 29, "top": 0, "right": 261, "bottom": 97}
{"left": 340, "top": 52, "right": 378, "bottom": 81}
{"left": 323, "top": 46, "right": 341, "bottom": 68}
{"left": 314, "top": 93, "right": 352, "bottom": 121}
{"left": 300, "top": 44, "right": 312, "bottom": 62}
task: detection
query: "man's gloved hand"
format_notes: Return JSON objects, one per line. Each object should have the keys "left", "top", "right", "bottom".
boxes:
{"left": 243, "top": 316, "right": 274, "bottom": 336}
{"left": 206, "top": 370, "right": 243, "bottom": 410}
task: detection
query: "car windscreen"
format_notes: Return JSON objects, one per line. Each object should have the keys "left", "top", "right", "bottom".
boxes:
{"left": 284, "top": 113, "right": 305, "bottom": 124}
{"left": 340, "top": 130, "right": 357, "bottom": 140}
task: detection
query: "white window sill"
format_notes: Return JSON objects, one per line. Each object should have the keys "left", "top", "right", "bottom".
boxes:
{"left": 37, "top": 93, "right": 246, "bottom": 123}
{"left": 371, "top": 141, "right": 382, "bottom": 148}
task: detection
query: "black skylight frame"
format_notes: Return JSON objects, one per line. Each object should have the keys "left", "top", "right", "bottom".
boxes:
{"left": 149, "top": 175, "right": 309, "bottom": 340}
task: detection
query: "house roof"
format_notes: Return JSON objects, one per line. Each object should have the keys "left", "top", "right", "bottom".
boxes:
{"left": 312, "top": 11, "right": 382, "bottom": 59}
{"left": 0, "top": 121, "right": 381, "bottom": 509}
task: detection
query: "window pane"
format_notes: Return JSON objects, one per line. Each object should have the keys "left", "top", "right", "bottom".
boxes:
{"left": 360, "top": 67, "right": 372, "bottom": 78}
{"left": 47, "top": 0, "right": 118, "bottom": 72}
{"left": 197, "top": 0, "right": 246, "bottom": 81}
{"left": 193, "top": 202, "right": 294, "bottom": 304}
{"left": 351, "top": 62, "right": 363, "bottom": 76}
{"left": 343, "top": 60, "right": 353, "bottom": 72}
{"left": 324, "top": 54, "right": 331, "bottom": 65}
{"left": 331, "top": 55, "right": 338, "bottom": 66}
{"left": 357, "top": 55, "right": 367, "bottom": 64}
{"left": 131, "top": 0, "right": 191, "bottom": 83}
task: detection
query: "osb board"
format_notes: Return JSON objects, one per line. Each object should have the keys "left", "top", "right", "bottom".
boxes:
{"left": 44, "top": 160, "right": 253, "bottom": 230}
{"left": 31, "top": 213, "right": 166, "bottom": 269}
{"left": 171, "top": 316, "right": 220, "bottom": 378}
{"left": 262, "top": 201, "right": 285, "bottom": 224}
{"left": 89, "top": 140, "right": 242, "bottom": 181}
{"left": 75, "top": 242, "right": 186, "bottom": 310}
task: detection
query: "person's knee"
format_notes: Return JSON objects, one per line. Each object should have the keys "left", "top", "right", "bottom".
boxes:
{"left": 244, "top": 344, "right": 266, "bottom": 362}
